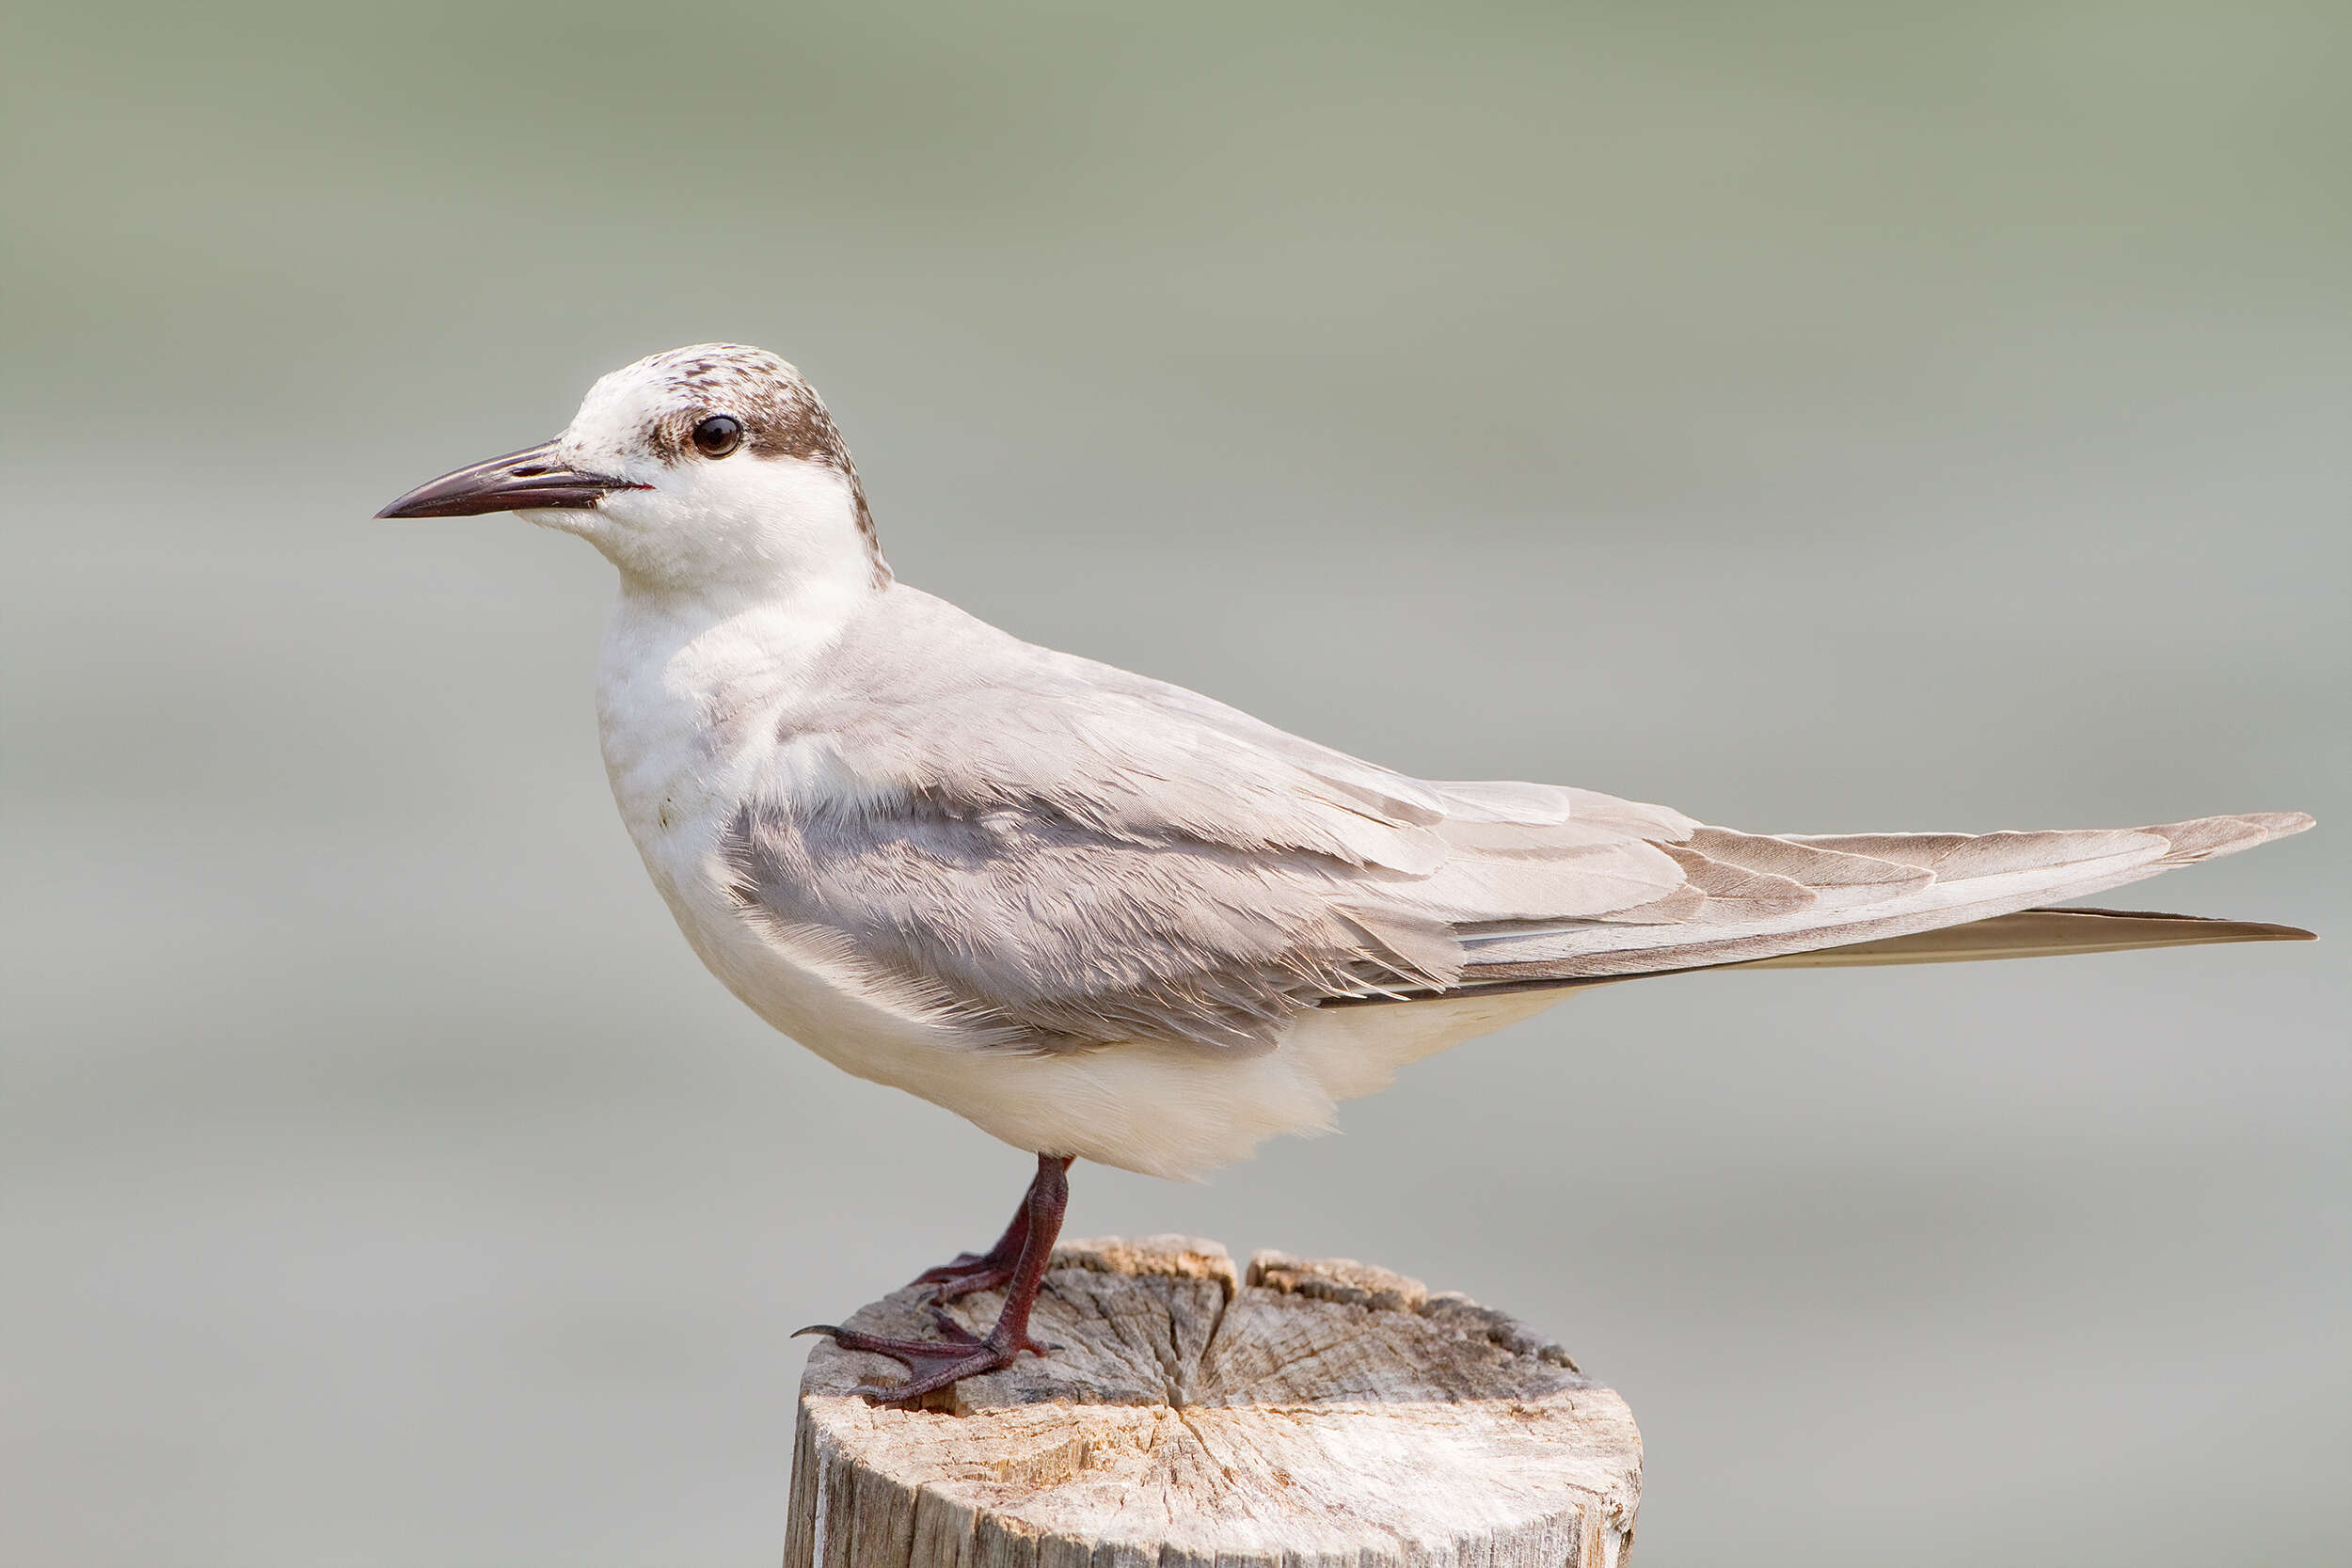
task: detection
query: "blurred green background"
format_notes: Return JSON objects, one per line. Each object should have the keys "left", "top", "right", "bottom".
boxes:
{"left": 3, "top": 3, "right": 2345, "bottom": 1563}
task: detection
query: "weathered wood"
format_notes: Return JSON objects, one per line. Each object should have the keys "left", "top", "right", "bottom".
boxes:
{"left": 786, "top": 1235, "right": 1641, "bottom": 1567}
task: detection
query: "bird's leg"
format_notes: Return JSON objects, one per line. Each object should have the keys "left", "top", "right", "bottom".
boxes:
{"left": 796, "top": 1153, "right": 1073, "bottom": 1403}
{"left": 904, "top": 1164, "right": 1041, "bottom": 1301}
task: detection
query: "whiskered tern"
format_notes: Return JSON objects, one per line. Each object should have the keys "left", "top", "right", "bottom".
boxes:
{"left": 380, "top": 343, "right": 2314, "bottom": 1402}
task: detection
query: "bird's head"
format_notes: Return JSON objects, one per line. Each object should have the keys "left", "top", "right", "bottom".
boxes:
{"left": 378, "top": 343, "right": 888, "bottom": 595}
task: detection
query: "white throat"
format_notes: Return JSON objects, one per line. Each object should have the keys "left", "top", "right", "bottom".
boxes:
{"left": 588, "top": 463, "right": 888, "bottom": 891}
{"left": 580, "top": 455, "right": 880, "bottom": 602}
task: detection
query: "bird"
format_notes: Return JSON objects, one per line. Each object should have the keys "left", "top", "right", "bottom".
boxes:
{"left": 379, "top": 342, "right": 2314, "bottom": 1402}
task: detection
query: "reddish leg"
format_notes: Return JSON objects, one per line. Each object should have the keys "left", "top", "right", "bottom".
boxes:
{"left": 905, "top": 1167, "right": 1040, "bottom": 1301}
{"left": 796, "top": 1153, "right": 1073, "bottom": 1403}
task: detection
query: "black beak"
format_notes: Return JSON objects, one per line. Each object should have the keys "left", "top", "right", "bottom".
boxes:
{"left": 375, "top": 441, "right": 645, "bottom": 518}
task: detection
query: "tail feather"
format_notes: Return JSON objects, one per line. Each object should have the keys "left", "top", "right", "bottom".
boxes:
{"left": 1734, "top": 906, "right": 2314, "bottom": 968}
{"left": 1451, "top": 810, "right": 2313, "bottom": 985}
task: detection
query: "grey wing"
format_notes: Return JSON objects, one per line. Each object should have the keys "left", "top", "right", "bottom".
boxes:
{"left": 723, "top": 791, "right": 1447, "bottom": 1053}
{"left": 720, "top": 598, "right": 1696, "bottom": 1053}
{"left": 1446, "top": 812, "right": 2312, "bottom": 985}
{"left": 726, "top": 592, "right": 2312, "bottom": 1053}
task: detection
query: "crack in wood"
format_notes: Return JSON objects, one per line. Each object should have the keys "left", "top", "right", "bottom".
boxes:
{"left": 788, "top": 1235, "right": 1641, "bottom": 1566}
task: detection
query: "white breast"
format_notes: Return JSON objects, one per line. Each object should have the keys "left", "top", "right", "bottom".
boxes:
{"left": 594, "top": 585, "right": 947, "bottom": 1050}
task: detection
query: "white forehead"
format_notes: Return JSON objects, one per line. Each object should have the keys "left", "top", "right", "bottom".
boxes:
{"left": 562, "top": 342, "right": 813, "bottom": 459}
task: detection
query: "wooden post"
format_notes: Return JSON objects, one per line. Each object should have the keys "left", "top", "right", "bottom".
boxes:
{"left": 785, "top": 1235, "right": 1641, "bottom": 1567}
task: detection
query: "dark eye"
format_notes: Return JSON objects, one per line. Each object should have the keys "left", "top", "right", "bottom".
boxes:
{"left": 691, "top": 414, "right": 743, "bottom": 458}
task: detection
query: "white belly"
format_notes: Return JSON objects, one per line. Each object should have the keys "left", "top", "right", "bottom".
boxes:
{"left": 645, "top": 821, "right": 1569, "bottom": 1179}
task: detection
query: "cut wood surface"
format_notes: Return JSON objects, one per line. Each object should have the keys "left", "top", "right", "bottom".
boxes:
{"left": 786, "top": 1235, "right": 1641, "bottom": 1567}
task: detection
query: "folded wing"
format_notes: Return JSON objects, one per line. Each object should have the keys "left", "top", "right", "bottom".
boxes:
{"left": 731, "top": 589, "right": 2314, "bottom": 1055}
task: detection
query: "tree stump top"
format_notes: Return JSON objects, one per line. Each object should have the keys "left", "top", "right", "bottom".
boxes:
{"left": 787, "top": 1235, "right": 1642, "bottom": 1567}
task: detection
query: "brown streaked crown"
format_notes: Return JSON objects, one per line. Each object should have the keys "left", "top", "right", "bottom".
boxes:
{"left": 637, "top": 343, "right": 888, "bottom": 583}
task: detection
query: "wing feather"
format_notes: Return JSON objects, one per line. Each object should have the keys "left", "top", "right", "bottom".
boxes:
{"left": 726, "top": 588, "right": 2312, "bottom": 1053}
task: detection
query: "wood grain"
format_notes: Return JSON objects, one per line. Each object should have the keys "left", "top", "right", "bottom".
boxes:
{"left": 786, "top": 1235, "right": 1641, "bottom": 1567}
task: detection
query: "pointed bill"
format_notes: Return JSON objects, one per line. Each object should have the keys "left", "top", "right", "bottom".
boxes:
{"left": 375, "top": 441, "right": 645, "bottom": 518}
